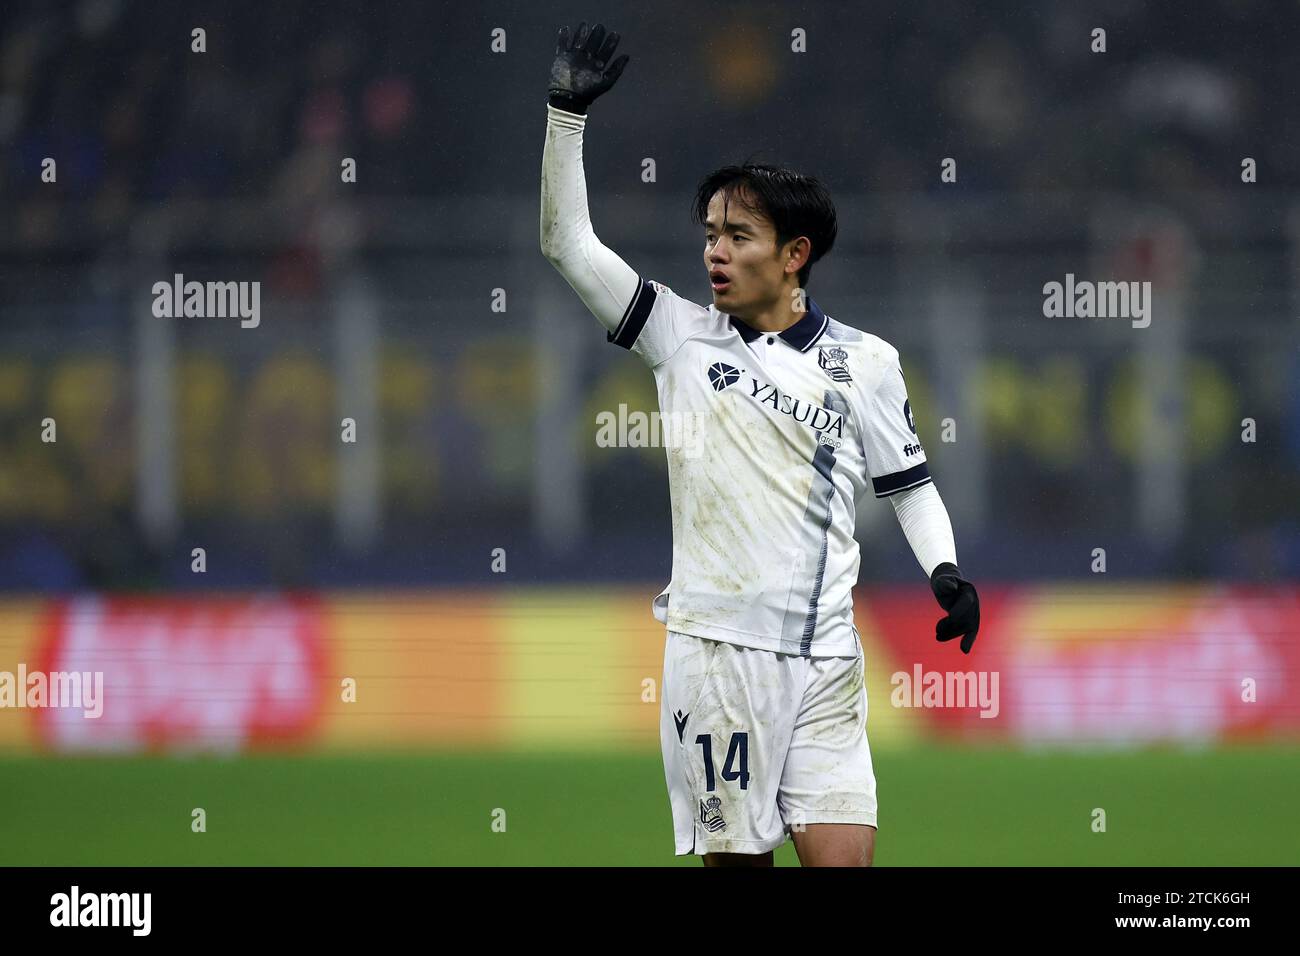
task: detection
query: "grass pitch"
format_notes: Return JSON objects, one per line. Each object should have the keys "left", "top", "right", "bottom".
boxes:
{"left": 1, "top": 744, "right": 1295, "bottom": 865}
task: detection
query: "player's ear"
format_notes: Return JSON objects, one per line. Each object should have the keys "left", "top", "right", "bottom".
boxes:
{"left": 785, "top": 236, "right": 811, "bottom": 272}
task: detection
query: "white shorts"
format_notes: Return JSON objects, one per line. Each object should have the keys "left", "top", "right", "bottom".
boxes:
{"left": 660, "top": 629, "right": 878, "bottom": 856}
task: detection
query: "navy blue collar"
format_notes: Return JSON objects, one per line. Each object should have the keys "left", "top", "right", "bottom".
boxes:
{"left": 729, "top": 295, "right": 830, "bottom": 352}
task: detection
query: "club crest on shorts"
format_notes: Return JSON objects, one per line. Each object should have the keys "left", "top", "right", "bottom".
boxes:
{"left": 699, "top": 795, "right": 727, "bottom": 832}
{"left": 818, "top": 345, "right": 852, "bottom": 382}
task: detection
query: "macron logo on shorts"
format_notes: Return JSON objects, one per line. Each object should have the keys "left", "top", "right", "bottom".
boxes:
{"left": 673, "top": 709, "right": 689, "bottom": 742}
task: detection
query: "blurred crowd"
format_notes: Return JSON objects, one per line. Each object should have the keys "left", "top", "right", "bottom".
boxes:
{"left": 2, "top": 1, "right": 1296, "bottom": 213}
{"left": 0, "top": 1, "right": 1296, "bottom": 590}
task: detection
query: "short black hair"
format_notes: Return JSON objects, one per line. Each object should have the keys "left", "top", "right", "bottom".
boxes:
{"left": 691, "top": 163, "right": 837, "bottom": 289}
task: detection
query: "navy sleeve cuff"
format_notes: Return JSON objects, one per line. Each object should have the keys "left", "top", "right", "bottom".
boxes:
{"left": 871, "top": 462, "right": 932, "bottom": 497}
{"left": 607, "top": 277, "right": 658, "bottom": 350}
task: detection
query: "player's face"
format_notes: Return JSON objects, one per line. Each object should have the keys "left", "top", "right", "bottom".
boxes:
{"left": 703, "top": 190, "right": 787, "bottom": 315}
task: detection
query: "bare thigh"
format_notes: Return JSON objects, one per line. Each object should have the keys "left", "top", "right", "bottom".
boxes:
{"left": 790, "top": 823, "right": 875, "bottom": 867}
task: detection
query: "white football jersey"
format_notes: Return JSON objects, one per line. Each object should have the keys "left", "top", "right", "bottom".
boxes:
{"left": 608, "top": 278, "right": 931, "bottom": 657}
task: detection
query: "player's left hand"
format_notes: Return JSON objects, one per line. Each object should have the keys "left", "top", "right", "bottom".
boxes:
{"left": 929, "top": 562, "right": 980, "bottom": 654}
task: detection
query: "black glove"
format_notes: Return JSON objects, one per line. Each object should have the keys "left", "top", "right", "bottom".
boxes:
{"left": 930, "top": 562, "right": 980, "bottom": 654}
{"left": 548, "top": 21, "right": 630, "bottom": 115}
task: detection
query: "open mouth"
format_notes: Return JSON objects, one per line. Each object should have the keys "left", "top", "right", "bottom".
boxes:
{"left": 710, "top": 271, "right": 731, "bottom": 293}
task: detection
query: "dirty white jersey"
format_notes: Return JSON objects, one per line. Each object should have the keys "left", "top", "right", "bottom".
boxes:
{"left": 608, "top": 278, "right": 932, "bottom": 657}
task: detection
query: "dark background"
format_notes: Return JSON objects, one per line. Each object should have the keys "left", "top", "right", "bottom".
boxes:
{"left": 1, "top": 0, "right": 1296, "bottom": 592}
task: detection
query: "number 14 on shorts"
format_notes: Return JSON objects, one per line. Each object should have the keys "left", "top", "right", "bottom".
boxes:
{"left": 696, "top": 732, "right": 750, "bottom": 790}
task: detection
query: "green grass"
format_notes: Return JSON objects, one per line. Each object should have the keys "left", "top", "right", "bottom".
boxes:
{"left": 1, "top": 745, "right": 1296, "bottom": 865}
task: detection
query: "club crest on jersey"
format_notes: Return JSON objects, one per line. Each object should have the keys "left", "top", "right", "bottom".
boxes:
{"left": 699, "top": 795, "right": 727, "bottom": 832}
{"left": 818, "top": 345, "right": 852, "bottom": 383}
{"left": 707, "top": 362, "right": 741, "bottom": 392}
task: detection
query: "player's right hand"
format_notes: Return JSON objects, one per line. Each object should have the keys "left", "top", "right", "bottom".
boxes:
{"left": 548, "top": 21, "right": 630, "bottom": 115}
